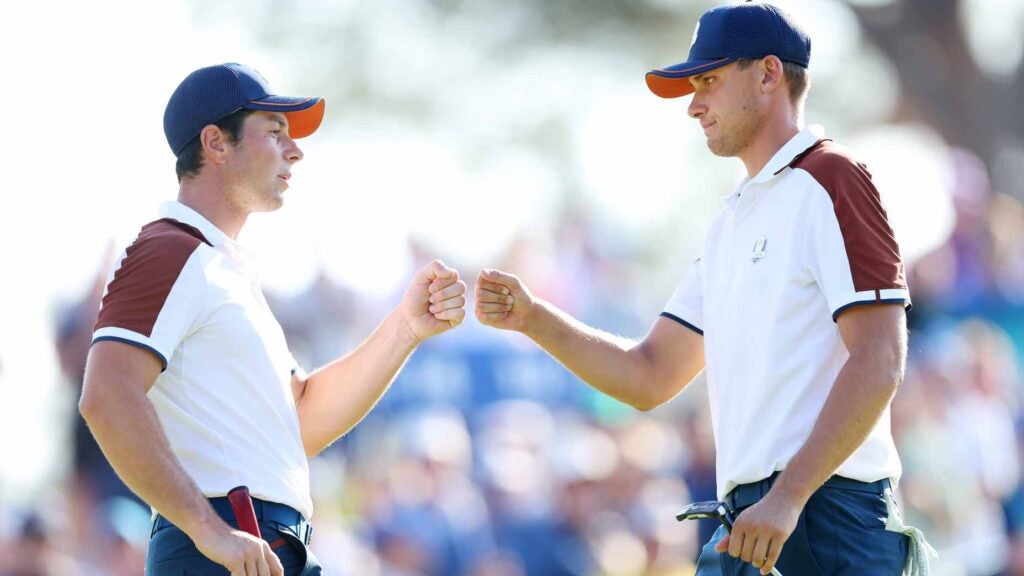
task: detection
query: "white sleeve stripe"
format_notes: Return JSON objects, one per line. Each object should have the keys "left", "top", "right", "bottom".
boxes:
{"left": 92, "top": 326, "right": 170, "bottom": 370}
{"left": 877, "top": 288, "right": 909, "bottom": 300}
{"left": 842, "top": 288, "right": 911, "bottom": 304}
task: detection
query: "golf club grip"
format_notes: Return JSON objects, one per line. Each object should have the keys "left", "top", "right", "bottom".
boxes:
{"left": 227, "top": 486, "right": 262, "bottom": 538}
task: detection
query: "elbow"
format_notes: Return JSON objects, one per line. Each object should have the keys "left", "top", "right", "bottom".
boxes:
{"left": 299, "top": 427, "right": 333, "bottom": 459}
{"left": 631, "top": 400, "right": 660, "bottom": 413}
{"left": 856, "top": 346, "right": 904, "bottom": 398}
{"left": 881, "top": 343, "right": 906, "bottom": 394}
{"left": 623, "top": 348, "right": 685, "bottom": 412}
{"left": 77, "top": 389, "right": 99, "bottom": 422}
{"left": 629, "top": 392, "right": 663, "bottom": 412}
{"left": 78, "top": 380, "right": 115, "bottom": 425}
{"left": 301, "top": 429, "right": 326, "bottom": 459}
{"left": 78, "top": 388, "right": 103, "bottom": 424}
{"left": 886, "top": 365, "right": 905, "bottom": 395}
{"left": 625, "top": 381, "right": 674, "bottom": 412}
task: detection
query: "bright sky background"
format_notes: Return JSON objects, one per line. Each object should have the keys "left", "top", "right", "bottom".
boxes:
{"left": 0, "top": 0, "right": 964, "bottom": 505}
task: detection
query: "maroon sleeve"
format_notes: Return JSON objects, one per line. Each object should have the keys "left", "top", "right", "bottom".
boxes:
{"left": 94, "top": 219, "right": 207, "bottom": 338}
{"left": 792, "top": 140, "right": 907, "bottom": 294}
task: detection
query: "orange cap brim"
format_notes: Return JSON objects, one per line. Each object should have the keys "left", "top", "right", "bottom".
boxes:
{"left": 284, "top": 99, "right": 326, "bottom": 139}
{"left": 645, "top": 74, "right": 697, "bottom": 98}
{"left": 644, "top": 58, "right": 735, "bottom": 99}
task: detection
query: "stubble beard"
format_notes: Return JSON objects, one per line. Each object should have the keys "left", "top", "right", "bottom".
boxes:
{"left": 259, "top": 187, "right": 286, "bottom": 212}
{"left": 706, "top": 91, "right": 765, "bottom": 158}
{"left": 237, "top": 181, "right": 286, "bottom": 213}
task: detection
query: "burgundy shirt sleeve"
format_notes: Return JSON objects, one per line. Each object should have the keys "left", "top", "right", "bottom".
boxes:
{"left": 793, "top": 141, "right": 910, "bottom": 318}
{"left": 93, "top": 219, "right": 210, "bottom": 368}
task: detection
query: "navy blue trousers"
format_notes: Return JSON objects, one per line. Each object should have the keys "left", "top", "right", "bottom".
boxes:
{"left": 694, "top": 477, "right": 909, "bottom": 575}
{"left": 145, "top": 498, "right": 321, "bottom": 576}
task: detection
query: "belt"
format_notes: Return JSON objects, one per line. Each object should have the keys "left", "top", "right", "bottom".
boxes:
{"left": 152, "top": 496, "right": 313, "bottom": 545}
{"left": 726, "top": 472, "right": 891, "bottom": 512}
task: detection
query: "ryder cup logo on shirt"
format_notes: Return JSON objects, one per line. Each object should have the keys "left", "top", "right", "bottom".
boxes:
{"left": 751, "top": 235, "right": 768, "bottom": 263}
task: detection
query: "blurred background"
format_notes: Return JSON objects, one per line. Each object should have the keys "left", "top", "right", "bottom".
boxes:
{"left": 2, "top": 0, "right": 1023, "bottom": 574}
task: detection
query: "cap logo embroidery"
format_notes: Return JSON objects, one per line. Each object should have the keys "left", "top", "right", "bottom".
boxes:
{"left": 752, "top": 235, "right": 768, "bottom": 263}
{"left": 690, "top": 21, "right": 701, "bottom": 48}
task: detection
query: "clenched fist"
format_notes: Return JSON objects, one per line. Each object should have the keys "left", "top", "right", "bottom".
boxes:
{"left": 400, "top": 260, "right": 467, "bottom": 342}
{"left": 474, "top": 268, "right": 536, "bottom": 333}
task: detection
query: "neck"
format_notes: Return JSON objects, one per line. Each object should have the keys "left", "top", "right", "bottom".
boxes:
{"left": 177, "top": 175, "right": 247, "bottom": 239}
{"left": 739, "top": 105, "right": 801, "bottom": 179}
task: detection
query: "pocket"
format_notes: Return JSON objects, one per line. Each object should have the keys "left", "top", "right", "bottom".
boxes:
{"left": 775, "top": 513, "right": 826, "bottom": 576}
{"left": 811, "top": 486, "right": 908, "bottom": 575}
{"left": 149, "top": 525, "right": 197, "bottom": 561}
{"left": 265, "top": 522, "right": 321, "bottom": 575}
{"left": 148, "top": 526, "right": 223, "bottom": 570}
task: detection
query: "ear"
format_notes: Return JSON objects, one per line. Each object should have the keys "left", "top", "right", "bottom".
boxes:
{"left": 759, "top": 55, "right": 785, "bottom": 94}
{"left": 199, "top": 125, "right": 230, "bottom": 166}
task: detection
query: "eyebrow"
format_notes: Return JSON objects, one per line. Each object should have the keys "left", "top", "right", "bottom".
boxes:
{"left": 267, "top": 114, "right": 289, "bottom": 130}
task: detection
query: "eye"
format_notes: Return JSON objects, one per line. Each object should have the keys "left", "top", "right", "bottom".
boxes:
{"left": 704, "top": 76, "right": 716, "bottom": 87}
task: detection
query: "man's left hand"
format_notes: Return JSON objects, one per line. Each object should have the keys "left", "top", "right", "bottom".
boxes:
{"left": 400, "top": 260, "right": 467, "bottom": 342}
{"left": 715, "top": 490, "right": 802, "bottom": 575}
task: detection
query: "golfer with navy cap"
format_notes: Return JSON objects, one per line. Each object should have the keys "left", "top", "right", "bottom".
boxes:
{"left": 79, "top": 63, "right": 467, "bottom": 575}
{"left": 476, "top": 3, "right": 934, "bottom": 575}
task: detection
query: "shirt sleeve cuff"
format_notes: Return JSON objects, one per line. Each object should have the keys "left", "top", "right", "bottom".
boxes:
{"left": 830, "top": 289, "right": 911, "bottom": 322}
{"left": 659, "top": 311, "right": 704, "bottom": 335}
{"left": 92, "top": 327, "right": 169, "bottom": 371}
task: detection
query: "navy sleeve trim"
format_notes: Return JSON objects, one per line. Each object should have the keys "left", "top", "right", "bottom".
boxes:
{"left": 91, "top": 336, "right": 169, "bottom": 372}
{"left": 831, "top": 299, "right": 911, "bottom": 323}
{"left": 659, "top": 312, "right": 704, "bottom": 335}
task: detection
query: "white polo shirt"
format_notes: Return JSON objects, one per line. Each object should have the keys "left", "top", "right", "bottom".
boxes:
{"left": 93, "top": 201, "right": 313, "bottom": 519}
{"left": 663, "top": 126, "right": 910, "bottom": 500}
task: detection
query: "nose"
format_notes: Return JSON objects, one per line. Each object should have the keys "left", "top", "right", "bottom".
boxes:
{"left": 688, "top": 94, "right": 705, "bottom": 120}
{"left": 284, "top": 136, "right": 304, "bottom": 163}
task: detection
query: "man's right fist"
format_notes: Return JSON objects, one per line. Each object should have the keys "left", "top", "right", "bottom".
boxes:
{"left": 474, "top": 269, "right": 535, "bottom": 332}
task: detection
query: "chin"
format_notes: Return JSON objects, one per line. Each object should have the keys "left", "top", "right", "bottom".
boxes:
{"left": 707, "top": 143, "right": 731, "bottom": 157}
{"left": 707, "top": 138, "right": 744, "bottom": 158}
{"left": 255, "top": 195, "right": 286, "bottom": 213}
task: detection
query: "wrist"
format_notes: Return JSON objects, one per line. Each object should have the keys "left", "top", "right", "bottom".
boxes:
{"left": 180, "top": 505, "right": 229, "bottom": 541}
{"left": 390, "top": 309, "right": 423, "bottom": 349}
{"left": 518, "top": 298, "right": 546, "bottom": 337}
{"left": 769, "top": 473, "right": 815, "bottom": 509}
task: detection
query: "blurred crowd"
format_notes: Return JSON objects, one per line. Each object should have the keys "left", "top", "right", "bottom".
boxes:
{"left": 6, "top": 148, "right": 1024, "bottom": 576}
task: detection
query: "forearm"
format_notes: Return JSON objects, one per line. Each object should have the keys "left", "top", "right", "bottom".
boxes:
{"left": 80, "top": 387, "right": 223, "bottom": 540}
{"left": 297, "top": 309, "right": 420, "bottom": 455}
{"left": 523, "top": 299, "right": 660, "bottom": 409}
{"left": 772, "top": 351, "right": 902, "bottom": 506}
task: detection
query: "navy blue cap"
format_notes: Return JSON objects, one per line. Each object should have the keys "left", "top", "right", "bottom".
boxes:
{"left": 646, "top": 2, "right": 810, "bottom": 98}
{"left": 163, "top": 63, "right": 326, "bottom": 155}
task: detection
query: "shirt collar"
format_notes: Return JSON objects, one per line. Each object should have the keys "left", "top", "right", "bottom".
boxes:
{"left": 749, "top": 124, "right": 826, "bottom": 185}
{"left": 158, "top": 201, "right": 232, "bottom": 248}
